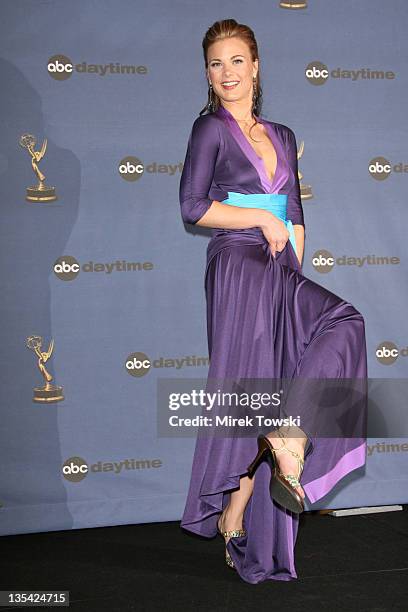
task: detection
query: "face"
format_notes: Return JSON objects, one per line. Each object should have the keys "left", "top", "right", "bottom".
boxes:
{"left": 207, "top": 37, "right": 258, "bottom": 109}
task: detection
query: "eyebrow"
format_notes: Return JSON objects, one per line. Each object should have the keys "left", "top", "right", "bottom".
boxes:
{"left": 209, "top": 54, "right": 245, "bottom": 62}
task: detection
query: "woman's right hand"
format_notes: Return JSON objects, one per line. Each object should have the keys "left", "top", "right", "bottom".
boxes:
{"left": 259, "top": 212, "right": 290, "bottom": 258}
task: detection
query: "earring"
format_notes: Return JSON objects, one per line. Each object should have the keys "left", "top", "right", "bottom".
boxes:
{"left": 252, "top": 76, "right": 257, "bottom": 112}
{"left": 207, "top": 82, "right": 215, "bottom": 112}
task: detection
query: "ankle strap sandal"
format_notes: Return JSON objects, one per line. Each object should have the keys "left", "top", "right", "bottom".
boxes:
{"left": 247, "top": 433, "right": 305, "bottom": 514}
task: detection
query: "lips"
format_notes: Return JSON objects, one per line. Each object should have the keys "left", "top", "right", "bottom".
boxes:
{"left": 221, "top": 81, "right": 239, "bottom": 90}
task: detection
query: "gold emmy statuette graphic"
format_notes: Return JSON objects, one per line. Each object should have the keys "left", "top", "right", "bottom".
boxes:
{"left": 279, "top": 0, "right": 307, "bottom": 9}
{"left": 26, "top": 336, "right": 64, "bottom": 403}
{"left": 19, "top": 134, "right": 58, "bottom": 202}
{"left": 297, "top": 140, "right": 313, "bottom": 200}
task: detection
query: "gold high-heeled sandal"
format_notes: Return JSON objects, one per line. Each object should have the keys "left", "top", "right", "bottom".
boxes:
{"left": 217, "top": 514, "right": 246, "bottom": 569}
{"left": 247, "top": 432, "right": 305, "bottom": 514}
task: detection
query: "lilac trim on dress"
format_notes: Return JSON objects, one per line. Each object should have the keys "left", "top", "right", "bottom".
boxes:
{"left": 215, "top": 106, "right": 290, "bottom": 194}
{"left": 303, "top": 442, "right": 367, "bottom": 504}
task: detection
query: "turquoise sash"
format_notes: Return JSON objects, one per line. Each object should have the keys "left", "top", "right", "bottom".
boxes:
{"left": 221, "top": 192, "right": 297, "bottom": 256}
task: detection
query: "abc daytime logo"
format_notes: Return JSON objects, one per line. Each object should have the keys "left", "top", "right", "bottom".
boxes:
{"left": 305, "top": 61, "right": 395, "bottom": 86}
{"left": 118, "top": 156, "right": 184, "bottom": 181}
{"left": 62, "top": 457, "right": 88, "bottom": 482}
{"left": 311, "top": 250, "right": 334, "bottom": 273}
{"left": 126, "top": 352, "right": 151, "bottom": 377}
{"left": 54, "top": 256, "right": 80, "bottom": 280}
{"left": 368, "top": 156, "right": 408, "bottom": 181}
{"left": 311, "top": 249, "right": 400, "bottom": 273}
{"left": 119, "top": 156, "right": 144, "bottom": 181}
{"left": 125, "top": 352, "right": 210, "bottom": 377}
{"left": 62, "top": 456, "right": 163, "bottom": 482}
{"left": 53, "top": 256, "right": 153, "bottom": 280}
{"left": 47, "top": 55, "right": 147, "bottom": 80}
{"left": 376, "top": 341, "right": 408, "bottom": 365}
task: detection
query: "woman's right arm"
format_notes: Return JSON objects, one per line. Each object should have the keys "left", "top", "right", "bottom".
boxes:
{"left": 179, "top": 117, "right": 289, "bottom": 257}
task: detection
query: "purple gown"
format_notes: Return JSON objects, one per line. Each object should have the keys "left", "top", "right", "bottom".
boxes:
{"left": 179, "top": 104, "right": 368, "bottom": 584}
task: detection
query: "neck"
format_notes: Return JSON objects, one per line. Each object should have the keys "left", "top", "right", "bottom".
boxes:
{"left": 219, "top": 101, "right": 255, "bottom": 122}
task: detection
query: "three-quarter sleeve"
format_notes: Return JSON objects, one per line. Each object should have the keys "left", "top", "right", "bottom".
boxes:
{"left": 179, "top": 115, "right": 220, "bottom": 225}
{"left": 286, "top": 127, "right": 305, "bottom": 228}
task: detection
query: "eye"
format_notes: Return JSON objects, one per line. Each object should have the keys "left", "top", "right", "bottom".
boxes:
{"left": 209, "top": 58, "right": 244, "bottom": 68}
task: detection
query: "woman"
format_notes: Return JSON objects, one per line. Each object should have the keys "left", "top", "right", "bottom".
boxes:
{"left": 179, "top": 19, "right": 367, "bottom": 584}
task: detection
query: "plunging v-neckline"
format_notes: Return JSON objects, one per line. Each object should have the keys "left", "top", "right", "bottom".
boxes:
{"left": 238, "top": 121, "right": 278, "bottom": 183}
{"left": 215, "top": 105, "right": 281, "bottom": 193}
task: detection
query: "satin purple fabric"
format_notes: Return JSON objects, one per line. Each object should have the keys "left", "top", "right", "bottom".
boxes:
{"left": 179, "top": 105, "right": 368, "bottom": 584}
